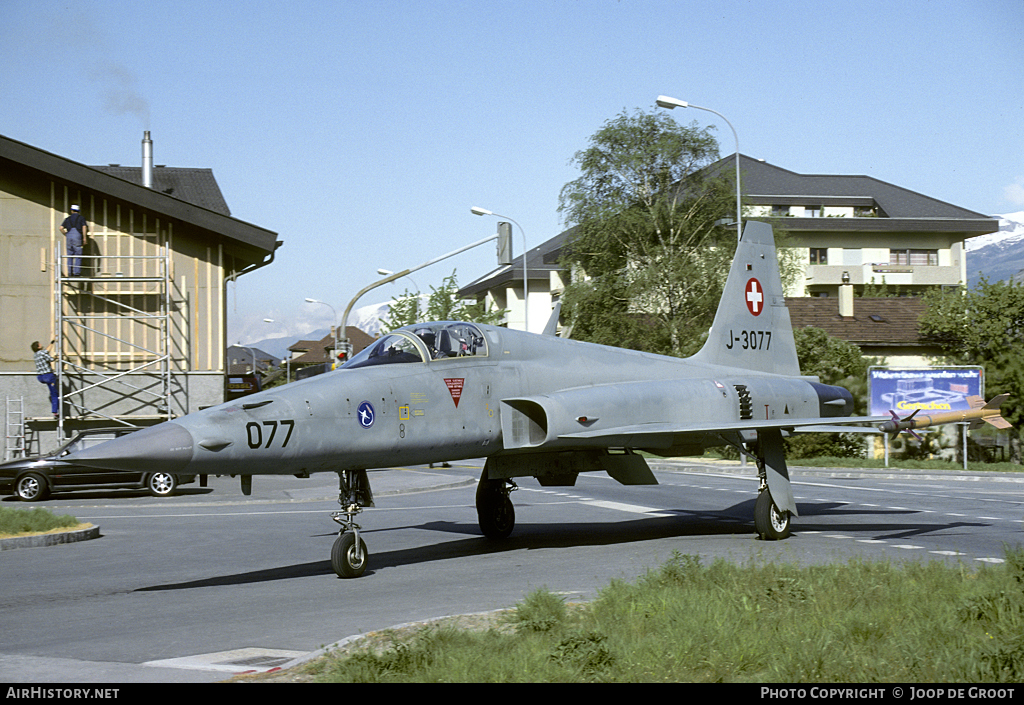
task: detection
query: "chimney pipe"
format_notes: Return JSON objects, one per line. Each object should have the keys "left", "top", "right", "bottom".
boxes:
{"left": 142, "top": 131, "right": 153, "bottom": 188}
{"left": 839, "top": 282, "right": 855, "bottom": 317}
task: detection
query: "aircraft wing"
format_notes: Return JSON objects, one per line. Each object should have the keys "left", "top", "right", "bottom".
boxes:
{"left": 557, "top": 416, "right": 892, "bottom": 449}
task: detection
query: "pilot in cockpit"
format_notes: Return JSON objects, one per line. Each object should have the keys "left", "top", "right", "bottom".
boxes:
{"left": 414, "top": 329, "right": 444, "bottom": 359}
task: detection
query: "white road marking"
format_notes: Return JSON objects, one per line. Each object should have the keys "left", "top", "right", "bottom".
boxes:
{"left": 582, "top": 499, "right": 674, "bottom": 517}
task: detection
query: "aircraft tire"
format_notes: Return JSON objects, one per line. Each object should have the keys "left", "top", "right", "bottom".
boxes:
{"left": 332, "top": 532, "right": 368, "bottom": 578}
{"left": 478, "top": 495, "right": 515, "bottom": 539}
{"left": 754, "top": 490, "right": 790, "bottom": 541}
{"left": 476, "top": 474, "right": 515, "bottom": 539}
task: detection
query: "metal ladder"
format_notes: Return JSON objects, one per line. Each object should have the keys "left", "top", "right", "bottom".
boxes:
{"left": 5, "top": 396, "right": 26, "bottom": 461}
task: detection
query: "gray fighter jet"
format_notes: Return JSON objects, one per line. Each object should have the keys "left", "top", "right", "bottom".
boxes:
{"left": 65, "top": 221, "right": 972, "bottom": 578}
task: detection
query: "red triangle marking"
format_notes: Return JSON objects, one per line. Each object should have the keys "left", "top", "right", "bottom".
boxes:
{"left": 444, "top": 378, "right": 464, "bottom": 408}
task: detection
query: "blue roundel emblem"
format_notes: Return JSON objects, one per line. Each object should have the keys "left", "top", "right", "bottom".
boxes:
{"left": 357, "top": 401, "right": 375, "bottom": 428}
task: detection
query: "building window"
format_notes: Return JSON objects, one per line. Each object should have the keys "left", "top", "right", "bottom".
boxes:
{"left": 890, "top": 249, "right": 938, "bottom": 266}
{"left": 809, "top": 248, "right": 828, "bottom": 265}
{"left": 804, "top": 205, "right": 821, "bottom": 217}
{"left": 771, "top": 205, "right": 790, "bottom": 217}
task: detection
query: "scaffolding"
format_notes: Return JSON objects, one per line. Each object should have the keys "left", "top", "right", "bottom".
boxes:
{"left": 53, "top": 242, "right": 178, "bottom": 438}
{"left": 5, "top": 396, "right": 25, "bottom": 462}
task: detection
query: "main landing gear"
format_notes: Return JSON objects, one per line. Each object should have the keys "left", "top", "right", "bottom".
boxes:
{"left": 331, "top": 470, "right": 374, "bottom": 578}
{"left": 754, "top": 455, "right": 791, "bottom": 541}
{"left": 476, "top": 470, "right": 517, "bottom": 539}
{"left": 731, "top": 429, "right": 794, "bottom": 541}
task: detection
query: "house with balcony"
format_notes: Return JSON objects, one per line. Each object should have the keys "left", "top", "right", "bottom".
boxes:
{"left": 733, "top": 156, "right": 998, "bottom": 297}
{"left": 460, "top": 156, "right": 998, "bottom": 352}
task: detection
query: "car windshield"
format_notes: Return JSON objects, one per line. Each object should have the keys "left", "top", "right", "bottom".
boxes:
{"left": 57, "top": 430, "right": 136, "bottom": 457}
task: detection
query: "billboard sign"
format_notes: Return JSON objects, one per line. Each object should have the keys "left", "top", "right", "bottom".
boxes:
{"left": 868, "top": 367, "right": 983, "bottom": 417}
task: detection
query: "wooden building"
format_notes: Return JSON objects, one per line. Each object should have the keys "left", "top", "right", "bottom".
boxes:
{"left": 1, "top": 132, "right": 280, "bottom": 455}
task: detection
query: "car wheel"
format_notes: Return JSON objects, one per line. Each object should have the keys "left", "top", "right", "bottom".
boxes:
{"left": 15, "top": 473, "right": 50, "bottom": 502}
{"left": 146, "top": 472, "right": 178, "bottom": 497}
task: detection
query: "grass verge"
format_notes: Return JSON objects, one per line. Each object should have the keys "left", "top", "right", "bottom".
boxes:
{"left": 296, "top": 549, "right": 1024, "bottom": 683}
{"left": 0, "top": 505, "right": 84, "bottom": 539}
{"left": 787, "top": 456, "right": 1023, "bottom": 472}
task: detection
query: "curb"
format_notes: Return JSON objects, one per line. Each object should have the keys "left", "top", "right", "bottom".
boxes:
{"left": 0, "top": 524, "right": 100, "bottom": 551}
{"left": 650, "top": 459, "right": 1024, "bottom": 484}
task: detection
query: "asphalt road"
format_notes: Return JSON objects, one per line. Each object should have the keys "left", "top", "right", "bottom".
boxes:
{"left": 1, "top": 460, "right": 1022, "bottom": 683}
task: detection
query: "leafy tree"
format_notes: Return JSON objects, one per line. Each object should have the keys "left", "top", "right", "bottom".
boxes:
{"left": 558, "top": 108, "right": 737, "bottom": 357}
{"left": 793, "top": 326, "right": 876, "bottom": 414}
{"left": 381, "top": 270, "right": 506, "bottom": 332}
{"left": 786, "top": 326, "right": 877, "bottom": 458}
{"left": 919, "top": 277, "right": 1024, "bottom": 463}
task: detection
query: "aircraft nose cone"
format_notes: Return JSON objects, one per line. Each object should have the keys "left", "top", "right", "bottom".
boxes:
{"left": 67, "top": 422, "right": 195, "bottom": 473}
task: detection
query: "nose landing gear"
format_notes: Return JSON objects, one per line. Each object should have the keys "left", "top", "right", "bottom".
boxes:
{"left": 331, "top": 470, "right": 374, "bottom": 578}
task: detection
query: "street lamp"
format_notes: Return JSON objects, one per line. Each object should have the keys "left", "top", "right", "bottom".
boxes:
{"left": 470, "top": 207, "right": 529, "bottom": 332}
{"left": 264, "top": 318, "right": 290, "bottom": 383}
{"left": 656, "top": 95, "right": 742, "bottom": 241}
{"left": 337, "top": 232, "right": 505, "bottom": 359}
{"left": 305, "top": 297, "right": 340, "bottom": 367}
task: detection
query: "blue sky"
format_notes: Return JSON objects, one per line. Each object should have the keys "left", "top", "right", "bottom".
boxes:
{"left": 3, "top": 0, "right": 1021, "bottom": 344}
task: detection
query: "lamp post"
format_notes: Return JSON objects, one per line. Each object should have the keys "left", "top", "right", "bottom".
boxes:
{"left": 656, "top": 95, "right": 742, "bottom": 241}
{"left": 236, "top": 342, "right": 256, "bottom": 374}
{"left": 337, "top": 232, "right": 504, "bottom": 361}
{"left": 305, "top": 297, "right": 340, "bottom": 367}
{"left": 470, "top": 207, "right": 529, "bottom": 332}
{"left": 263, "top": 318, "right": 288, "bottom": 383}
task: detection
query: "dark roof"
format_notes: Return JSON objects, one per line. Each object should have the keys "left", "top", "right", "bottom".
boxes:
{"left": 786, "top": 296, "right": 930, "bottom": 347}
{"left": 459, "top": 156, "right": 997, "bottom": 297}
{"left": 289, "top": 328, "right": 375, "bottom": 364}
{"left": 226, "top": 345, "right": 279, "bottom": 375}
{"left": 707, "top": 155, "right": 998, "bottom": 234}
{"left": 92, "top": 165, "right": 231, "bottom": 216}
{"left": 458, "top": 226, "right": 575, "bottom": 298}
{"left": 0, "top": 133, "right": 278, "bottom": 257}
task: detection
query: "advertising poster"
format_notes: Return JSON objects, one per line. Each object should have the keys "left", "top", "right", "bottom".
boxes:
{"left": 868, "top": 367, "right": 983, "bottom": 417}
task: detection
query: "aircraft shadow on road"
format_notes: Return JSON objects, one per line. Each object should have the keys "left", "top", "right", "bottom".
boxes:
{"left": 131, "top": 498, "right": 982, "bottom": 590}
{"left": 793, "top": 501, "right": 988, "bottom": 539}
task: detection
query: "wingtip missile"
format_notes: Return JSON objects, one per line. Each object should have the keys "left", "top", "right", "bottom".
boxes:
{"left": 878, "top": 394, "right": 1012, "bottom": 435}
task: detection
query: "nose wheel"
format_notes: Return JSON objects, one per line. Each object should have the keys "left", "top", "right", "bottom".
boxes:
{"left": 331, "top": 529, "right": 368, "bottom": 578}
{"left": 331, "top": 470, "right": 374, "bottom": 578}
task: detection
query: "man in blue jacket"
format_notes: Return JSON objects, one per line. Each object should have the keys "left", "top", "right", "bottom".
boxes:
{"left": 32, "top": 340, "right": 59, "bottom": 418}
{"left": 59, "top": 204, "right": 88, "bottom": 276}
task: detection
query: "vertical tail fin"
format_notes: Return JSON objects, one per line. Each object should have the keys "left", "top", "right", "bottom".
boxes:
{"left": 690, "top": 221, "right": 801, "bottom": 376}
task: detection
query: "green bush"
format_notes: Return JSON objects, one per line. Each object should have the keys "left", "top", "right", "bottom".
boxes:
{"left": 0, "top": 506, "right": 79, "bottom": 536}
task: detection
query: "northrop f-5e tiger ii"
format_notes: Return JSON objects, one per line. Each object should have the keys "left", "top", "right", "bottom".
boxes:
{"left": 67, "top": 221, "right": 1010, "bottom": 578}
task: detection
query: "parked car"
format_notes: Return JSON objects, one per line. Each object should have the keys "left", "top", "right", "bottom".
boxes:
{"left": 0, "top": 427, "right": 196, "bottom": 501}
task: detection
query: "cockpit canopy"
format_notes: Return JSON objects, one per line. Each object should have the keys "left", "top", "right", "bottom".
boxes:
{"left": 341, "top": 322, "right": 488, "bottom": 370}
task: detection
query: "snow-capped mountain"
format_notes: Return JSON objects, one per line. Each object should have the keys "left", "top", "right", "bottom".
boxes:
{"left": 244, "top": 299, "right": 416, "bottom": 359}
{"left": 966, "top": 212, "right": 1024, "bottom": 288}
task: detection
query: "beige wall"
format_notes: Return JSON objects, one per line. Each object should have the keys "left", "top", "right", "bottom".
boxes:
{"left": 0, "top": 166, "right": 227, "bottom": 374}
{"left": 0, "top": 162, "right": 243, "bottom": 437}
